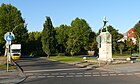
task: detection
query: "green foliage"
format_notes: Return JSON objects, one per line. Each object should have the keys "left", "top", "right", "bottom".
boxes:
{"left": 41, "top": 16, "right": 56, "bottom": 57}
{"left": 85, "top": 31, "right": 97, "bottom": 51}
{"left": 134, "top": 21, "right": 140, "bottom": 47}
{"left": 134, "top": 21, "right": 140, "bottom": 38}
{"left": 27, "top": 32, "right": 43, "bottom": 56}
{"left": 107, "top": 25, "right": 123, "bottom": 52}
{"left": 117, "top": 41, "right": 125, "bottom": 54}
{"left": 57, "top": 53, "right": 65, "bottom": 56}
{"left": 0, "top": 3, "right": 28, "bottom": 54}
{"left": 66, "top": 18, "right": 92, "bottom": 56}
{"left": 125, "top": 39, "right": 136, "bottom": 54}
{"left": 55, "top": 24, "right": 70, "bottom": 53}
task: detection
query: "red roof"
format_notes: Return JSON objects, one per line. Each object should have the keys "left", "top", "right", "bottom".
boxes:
{"left": 127, "top": 28, "right": 136, "bottom": 38}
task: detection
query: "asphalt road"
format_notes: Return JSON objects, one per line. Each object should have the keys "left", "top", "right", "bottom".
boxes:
{"left": 17, "top": 57, "right": 140, "bottom": 84}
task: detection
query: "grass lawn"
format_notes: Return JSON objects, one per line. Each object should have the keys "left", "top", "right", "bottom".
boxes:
{"left": 48, "top": 56, "right": 84, "bottom": 62}
{"left": 0, "top": 64, "right": 16, "bottom": 69}
{"left": 112, "top": 54, "right": 131, "bottom": 58}
{"left": 48, "top": 56, "right": 97, "bottom": 63}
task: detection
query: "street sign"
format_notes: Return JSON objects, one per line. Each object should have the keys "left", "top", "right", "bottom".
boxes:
{"left": 4, "top": 32, "right": 15, "bottom": 42}
{"left": 6, "top": 35, "right": 13, "bottom": 42}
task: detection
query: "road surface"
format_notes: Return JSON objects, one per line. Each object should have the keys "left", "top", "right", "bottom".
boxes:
{"left": 17, "top": 57, "right": 140, "bottom": 84}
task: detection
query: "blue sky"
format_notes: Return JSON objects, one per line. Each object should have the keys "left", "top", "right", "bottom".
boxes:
{"left": 0, "top": 0, "right": 140, "bottom": 33}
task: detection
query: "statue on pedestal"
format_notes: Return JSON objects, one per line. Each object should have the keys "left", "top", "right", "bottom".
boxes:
{"left": 97, "top": 17, "right": 113, "bottom": 62}
{"left": 101, "top": 16, "right": 108, "bottom": 32}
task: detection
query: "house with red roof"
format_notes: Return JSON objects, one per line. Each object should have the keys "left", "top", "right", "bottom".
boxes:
{"left": 118, "top": 28, "right": 136, "bottom": 44}
{"left": 127, "top": 28, "right": 136, "bottom": 44}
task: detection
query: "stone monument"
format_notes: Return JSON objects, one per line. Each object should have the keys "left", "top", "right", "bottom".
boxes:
{"left": 97, "top": 17, "right": 113, "bottom": 61}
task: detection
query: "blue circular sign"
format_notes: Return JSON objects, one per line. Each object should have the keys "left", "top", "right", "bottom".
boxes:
{"left": 6, "top": 35, "right": 13, "bottom": 42}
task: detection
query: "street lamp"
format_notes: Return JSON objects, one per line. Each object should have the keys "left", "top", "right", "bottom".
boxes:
{"left": 11, "top": 23, "right": 27, "bottom": 39}
{"left": 12, "top": 23, "right": 26, "bottom": 33}
{"left": 4, "top": 23, "right": 27, "bottom": 71}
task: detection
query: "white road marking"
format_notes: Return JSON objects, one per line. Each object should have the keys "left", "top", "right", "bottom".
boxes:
{"left": 101, "top": 72, "right": 108, "bottom": 74}
{"left": 26, "top": 70, "right": 138, "bottom": 79}
{"left": 75, "top": 75, "right": 83, "bottom": 77}
{"left": 66, "top": 75, "right": 74, "bottom": 77}
{"left": 76, "top": 73, "right": 83, "bottom": 75}
{"left": 126, "top": 73, "right": 133, "bottom": 75}
{"left": 102, "top": 74, "right": 109, "bottom": 76}
{"left": 0, "top": 77, "right": 9, "bottom": 78}
{"left": 34, "top": 73, "right": 42, "bottom": 75}
{"left": 25, "top": 68, "right": 87, "bottom": 73}
{"left": 118, "top": 74, "right": 125, "bottom": 76}
{"left": 60, "top": 73, "right": 67, "bottom": 75}
{"left": 108, "top": 72, "right": 115, "bottom": 73}
{"left": 38, "top": 76, "right": 46, "bottom": 78}
{"left": 110, "top": 74, "right": 116, "bottom": 76}
{"left": 134, "top": 73, "right": 140, "bottom": 75}
{"left": 57, "top": 76, "right": 64, "bottom": 78}
{"left": 84, "top": 75, "right": 91, "bottom": 77}
{"left": 93, "top": 75, "right": 100, "bottom": 76}
{"left": 26, "top": 73, "right": 34, "bottom": 75}
{"left": 84, "top": 73, "right": 91, "bottom": 74}
{"left": 28, "top": 76, "right": 36, "bottom": 78}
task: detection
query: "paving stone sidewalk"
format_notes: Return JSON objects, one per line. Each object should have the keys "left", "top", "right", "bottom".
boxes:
{"left": 97, "top": 60, "right": 140, "bottom": 73}
{"left": 0, "top": 58, "right": 26, "bottom": 84}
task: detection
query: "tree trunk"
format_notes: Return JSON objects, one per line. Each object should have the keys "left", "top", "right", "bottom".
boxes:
{"left": 120, "top": 49, "right": 122, "bottom": 54}
{"left": 47, "top": 54, "right": 50, "bottom": 58}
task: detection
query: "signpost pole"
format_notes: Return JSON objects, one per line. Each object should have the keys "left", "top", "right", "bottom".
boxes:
{"left": 4, "top": 32, "right": 14, "bottom": 72}
{"left": 7, "top": 51, "right": 9, "bottom": 72}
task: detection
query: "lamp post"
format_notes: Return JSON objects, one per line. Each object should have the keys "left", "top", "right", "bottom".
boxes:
{"left": 12, "top": 23, "right": 25, "bottom": 33}
{"left": 4, "top": 23, "right": 26, "bottom": 72}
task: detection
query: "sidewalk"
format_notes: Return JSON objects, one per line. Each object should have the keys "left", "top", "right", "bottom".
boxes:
{"left": 67, "top": 58, "right": 140, "bottom": 73}
{"left": 0, "top": 58, "right": 26, "bottom": 84}
{"left": 0, "top": 71, "right": 26, "bottom": 84}
{"left": 97, "top": 60, "right": 140, "bottom": 73}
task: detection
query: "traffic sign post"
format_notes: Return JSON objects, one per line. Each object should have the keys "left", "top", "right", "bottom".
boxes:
{"left": 4, "top": 32, "right": 15, "bottom": 72}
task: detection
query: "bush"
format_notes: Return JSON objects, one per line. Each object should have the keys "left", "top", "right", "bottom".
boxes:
{"left": 57, "top": 53, "right": 65, "bottom": 56}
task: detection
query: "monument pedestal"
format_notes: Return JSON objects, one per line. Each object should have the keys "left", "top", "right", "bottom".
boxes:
{"left": 97, "top": 17, "right": 113, "bottom": 62}
{"left": 98, "top": 32, "right": 113, "bottom": 61}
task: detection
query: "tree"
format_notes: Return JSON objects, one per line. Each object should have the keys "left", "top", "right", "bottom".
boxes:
{"left": 0, "top": 3, "right": 28, "bottom": 54}
{"left": 85, "top": 31, "right": 97, "bottom": 51}
{"left": 117, "top": 42, "right": 125, "bottom": 54}
{"left": 28, "top": 32, "right": 43, "bottom": 56}
{"left": 134, "top": 21, "right": 140, "bottom": 53}
{"left": 134, "top": 21, "right": 140, "bottom": 38}
{"left": 125, "top": 39, "right": 136, "bottom": 54}
{"left": 66, "top": 18, "right": 91, "bottom": 56}
{"left": 107, "top": 25, "right": 123, "bottom": 53}
{"left": 41, "top": 16, "right": 56, "bottom": 57}
{"left": 55, "top": 24, "right": 70, "bottom": 53}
